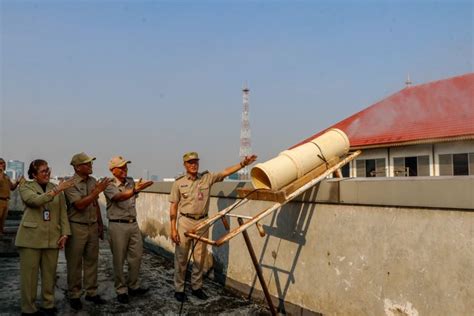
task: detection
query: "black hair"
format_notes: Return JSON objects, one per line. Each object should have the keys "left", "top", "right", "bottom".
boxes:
{"left": 27, "top": 159, "right": 48, "bottom": 179}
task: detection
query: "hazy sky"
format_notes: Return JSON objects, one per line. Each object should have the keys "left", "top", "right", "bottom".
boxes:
{"left": 1, "top": 0, "right": 472, "bottom": 179}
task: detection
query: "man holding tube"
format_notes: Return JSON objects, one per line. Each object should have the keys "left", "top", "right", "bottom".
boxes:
{"left": 169, "top": 151, "right": 257, "bottom": 302}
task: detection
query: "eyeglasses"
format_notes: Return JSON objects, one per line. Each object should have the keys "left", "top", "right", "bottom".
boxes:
{"left": 38, "top": 168, "right": 51, "bottom": 174}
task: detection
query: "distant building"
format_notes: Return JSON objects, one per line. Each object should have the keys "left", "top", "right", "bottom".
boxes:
{"left": 7, "top": 160, "right": 24, "bottom": 179}
{"left": 150, "top": 175, "right": 159, "bottom": 181}
{"left": 295, "top": 73, "right": 474, "bottom": 177}
{"left": 5, "top": 170, "right": 15, "bottom": 179}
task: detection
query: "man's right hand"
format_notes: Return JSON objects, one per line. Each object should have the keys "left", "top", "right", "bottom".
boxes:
{"left": 95, "top": 177, "right": 113, "bottom": 193}
{"left": 171, "top": 228, "right": 180, "bottom": 245}
{"left": 135, "top": 178, "right": 153, "bottom": 192}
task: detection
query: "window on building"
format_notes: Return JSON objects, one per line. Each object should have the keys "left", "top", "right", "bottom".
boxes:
{"left": 341, "top": 163, "right": 350, "bottom": 177}
{"left": 439, "top": 153, "right": 473, "bottom": 176}
{"left": 355, "top": 158, "right": 386, "bottom": 177}
{"left": 394, "top": 155, "right": 430, "bottom": 177}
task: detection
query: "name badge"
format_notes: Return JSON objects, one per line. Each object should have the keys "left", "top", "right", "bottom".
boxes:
{"left": 43, "top": 209, "right": 51, "bottom": 221}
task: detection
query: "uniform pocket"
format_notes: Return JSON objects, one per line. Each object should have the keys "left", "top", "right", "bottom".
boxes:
{"left": 181, "top": 188, "right": 191, "bottom": 199}
{"left": 23, "top": 221, "right": 38, "bottom": 228}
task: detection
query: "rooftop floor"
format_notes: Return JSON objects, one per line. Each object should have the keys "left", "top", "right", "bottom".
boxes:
{"left": 0, "top": 234, "right": 270, "bottom": 315}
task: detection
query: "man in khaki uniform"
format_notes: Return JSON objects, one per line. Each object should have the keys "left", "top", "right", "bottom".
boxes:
{"left": 64, "top": 153, "right": 112, "bottom": 310}
{"left": 169, "top": 152, "right": 257, "bottom": 302}
{"left": 104, "top": 156, "right": 153, "bottom": 304}
{"left": 0, "top": 158, "right": 23, "bottom": 234}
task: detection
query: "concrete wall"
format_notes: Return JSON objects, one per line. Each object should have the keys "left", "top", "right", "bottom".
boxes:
{"left": 135, "top": 178, "right": 474, "bottom": 316}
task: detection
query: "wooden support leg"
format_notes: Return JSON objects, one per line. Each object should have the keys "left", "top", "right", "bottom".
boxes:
{"left": 238, "top": 218, "right": 277, "bottom": 316}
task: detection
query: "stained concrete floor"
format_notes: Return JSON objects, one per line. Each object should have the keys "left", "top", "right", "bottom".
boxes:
{"left": 0, "top": 238, "right": 270, "bottom": 315}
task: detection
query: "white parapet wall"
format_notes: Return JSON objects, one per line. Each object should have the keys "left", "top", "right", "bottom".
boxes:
{"left": 135, "top": 178, "right": 474, "bottom": 315}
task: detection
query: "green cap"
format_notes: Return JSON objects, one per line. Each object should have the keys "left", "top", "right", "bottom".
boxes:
{"left": 70, "top": 152, "right": 96, "bottom": 166}
{"left": 183, "top": 152, "right": 199, "bottom": 162}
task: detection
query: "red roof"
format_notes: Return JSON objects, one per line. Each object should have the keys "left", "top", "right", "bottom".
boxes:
{"left": 294, "top": 73, "right": 474, "bottom": 149}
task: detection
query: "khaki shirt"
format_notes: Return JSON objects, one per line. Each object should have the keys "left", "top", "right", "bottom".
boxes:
{"left": 0, "top": 174, "right": 11, "bottom": 200}
{"left": 169, "top": 171, "right": 224, "bottom": 216}
{"left": 64, "top": 173, "right": 99, "bottom": 224}
{"left": 104, "top": 177, "right": 137, "bottom": 220}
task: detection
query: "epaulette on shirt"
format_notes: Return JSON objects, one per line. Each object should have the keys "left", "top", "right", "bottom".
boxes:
{"left": 201, "top": 170, "right": 209, "bottom": 175}
{"left": 175, "top": 175, "right": 185, "bottom": 181}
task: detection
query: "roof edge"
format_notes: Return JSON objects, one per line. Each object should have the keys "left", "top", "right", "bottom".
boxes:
{"left": 351, "top": 134, "right": 474, "bottom": 150}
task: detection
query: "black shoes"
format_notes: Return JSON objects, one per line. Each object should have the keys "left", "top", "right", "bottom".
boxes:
{"left": 40, "top": 307, "right": 57, "bottom": 316}
{"left": 118, "top": 288, "right": 147, "bottom": 303}
{"left": 174, "top": 291, "right": 187, "bottom": 302}
{"left": 85, "top": 295, "right": 106, "bottom": 304}
{"left": 117, "top": 293, "right": 130, "bottom": 304}
{"left": 69, "top": 298, "right": 82, "bottom": 310}
{"left": 192, "top": 288, "right": 208, "bottom": 300}
{"left": 128, "top": 287, "right": 149, "bottom": 296}
{"left": 174, "top": 289, "right": 207, "bottom": 302}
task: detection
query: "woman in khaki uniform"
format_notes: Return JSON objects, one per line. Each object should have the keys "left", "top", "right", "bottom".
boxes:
{"left": 15, "top": 159, "right": 75, "bottom": 316}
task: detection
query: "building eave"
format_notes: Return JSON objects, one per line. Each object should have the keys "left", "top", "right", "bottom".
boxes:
{"left": 351, "top": 134, "right": 474, "bottom": 150}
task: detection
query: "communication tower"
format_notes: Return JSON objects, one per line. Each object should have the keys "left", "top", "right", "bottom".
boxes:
{"left": 238, "top": 83, "right": 252, "bottom": 180}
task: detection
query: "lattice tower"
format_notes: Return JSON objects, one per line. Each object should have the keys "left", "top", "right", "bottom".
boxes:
{"left": 238, "top": 83, "right": 252, "bottom": 180}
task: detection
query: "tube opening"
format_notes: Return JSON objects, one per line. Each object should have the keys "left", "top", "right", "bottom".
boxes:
{"left": 251, "top": 167, "right": 272, "bottom": 190}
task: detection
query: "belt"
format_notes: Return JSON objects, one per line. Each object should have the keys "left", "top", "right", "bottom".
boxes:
{"left": 0, "top": 197, "right": 9, "bottom": 201}
{"left": 70, "top": 221, "right": 97, "bottom": 226}
{"left": 109, "top": 218, "right": 136, "bottom": 223}
{"left": 180, "top": 213, "right": 207, "bottom": 220}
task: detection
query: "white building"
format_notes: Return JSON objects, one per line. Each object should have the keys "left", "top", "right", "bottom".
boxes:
{"left": 295, "top": 73, "right": 474, "bottom": 177}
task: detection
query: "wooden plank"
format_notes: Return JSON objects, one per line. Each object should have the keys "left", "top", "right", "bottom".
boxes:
{"left": 236, "top": 188, "right": 286, "bottom": 202}
{"left": 184, "top": 232, "right": 217, "bottom": 246}
{"left": 279, "top": 156, "right": 340, "bottom": 197}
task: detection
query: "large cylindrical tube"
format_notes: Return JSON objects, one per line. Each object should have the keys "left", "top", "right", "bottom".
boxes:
{"left": 250, "top": 128, "right": 350, "bottom": 190}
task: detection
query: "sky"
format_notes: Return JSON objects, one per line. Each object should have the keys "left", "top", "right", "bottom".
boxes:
{"left": 1, "top": 0, "right": 472, "bottom": 179}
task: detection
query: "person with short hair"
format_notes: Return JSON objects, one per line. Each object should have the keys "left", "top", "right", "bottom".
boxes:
{"left": 0, "top": 157, "right": 23, "bottom": 234}
{"left": 169, "top": 152, "right": 257, "bottom": 302}
{"left": 64, "top": 152, "right": 112, "bottom": 310}
{"left": 103, "top": 156, "right": 153, "bottom": 304}
{"left": 15, "top": 159, "right": 75, "bottom": 315}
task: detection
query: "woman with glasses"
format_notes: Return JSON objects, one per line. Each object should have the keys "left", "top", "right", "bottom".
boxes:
{"left": 15, "top": 159, "right": 75, "bottom": 316}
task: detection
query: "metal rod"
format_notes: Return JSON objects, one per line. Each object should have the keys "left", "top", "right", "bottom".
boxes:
{"left": 238, "top": 217, "right": 277, "bottom": 316}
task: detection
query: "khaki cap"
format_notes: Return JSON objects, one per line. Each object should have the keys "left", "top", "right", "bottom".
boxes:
{"left": 183, "top": 152, "right": 199, "bottom": 162}
{"left": 70, "top": 152, "right": 96, "bottom": 166}
{"left": 109, "top": 156, "right": 131, "bottom": 170}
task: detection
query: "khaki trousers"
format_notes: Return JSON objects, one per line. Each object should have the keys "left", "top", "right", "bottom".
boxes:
{"left": 0, "top": 201, "right": 8, "bottom": 233}
{"left": 19, "top": 247, "right": 59, "bottom": 313}
{"left": 65, "top": 222, "right": 99, "bottom": 299}
{"left": 174, "top": 216, "right": 208, "bottom": 292}
{"left": 108, "top": 222, "right": 143, "bottom": 294}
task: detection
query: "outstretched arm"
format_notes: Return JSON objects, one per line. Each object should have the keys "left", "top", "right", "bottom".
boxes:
{"left": 217, "top": 155, "right": 257, "bottom": 178}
